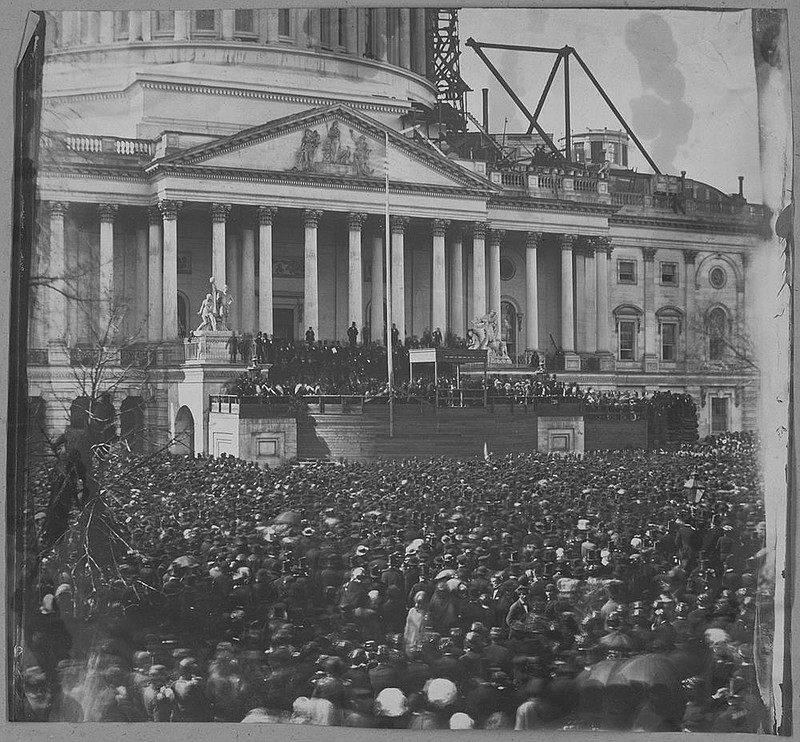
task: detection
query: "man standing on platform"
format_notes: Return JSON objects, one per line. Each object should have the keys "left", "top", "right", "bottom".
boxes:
{"left": 254, "top": 332, "right": 266, "bottom": 364}
{"left": 432, "top": 328, "right": 443, "bottom": 348}
{"left": 347, "top": 322, "right": 359, "bottom": 347}
{"left": 391, "top": 323, "right": 400, "bottom": 349}
{"left": 305, "top": 327, "right": 316, "bottom": 346}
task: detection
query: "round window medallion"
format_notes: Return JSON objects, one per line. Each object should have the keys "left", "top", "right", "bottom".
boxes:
{"left": 500, "top": 257, "right": 516, "bottom": 281}
{"left": 708, "top": 266, "right": 727, "bottom": 289}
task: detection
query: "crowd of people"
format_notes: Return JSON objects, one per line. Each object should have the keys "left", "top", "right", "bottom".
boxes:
{"left": 20, "top": 431, "right": 770, "bottom": 731}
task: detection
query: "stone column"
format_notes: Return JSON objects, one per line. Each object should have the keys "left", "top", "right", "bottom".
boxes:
{"left": 147, "top": 206, "right": 163, "bottom": 342}
{"left": 174, "top": 10, "right": 190, "bottom": 41}
{"left": 159, "top": 200, "right": 181, "bottom": 340}
{"left": 210, "top": 203, "right": 231, "bottom": 287}
{"left": 488, "top": 228, "right": 504, "bottom": 329}
{"left": 412, "top": 9, "right": 426, "bottom": 74}
{"left": 390, "top": 215, "right": 409, "bottom": 340}
{"left": 642, "top": 247, "right": 657, "bottom": 371}
{"left": 449, "top": 225, "right": 465, "bottom": 341}
{"left": 47, "top": 202, "right": 68, "bottom": 345}
{"left": 560, "top": 233, "right": 579, "bottom": 369}
{"left": 264, "top": 9, "right": 278, "bottom": 43}
{"left": 399, "top": 9, "right": 411, "bottom": 69}
{"left": 525, "top": 231, "right": 541, "bottom": 353}
{"left": 574, "top": 241, "right": 586, "bottom": 352}
{"left": 241, "top": 224, "right": 256, "bottom": 333}
{"left": 303, "top": 209, "right": 323, "bottom": 339}
{"left": 683, "top": 250, "right": 697, "bottom": 367}
{"left": 258, "top": 206, "right": 277, "bottom": 335}
{"left": 737, "top": 254, "right": 747, "bottom": 348}
{"left": 595, "top": 237, "right": 614, "bottom": 369}
{"left": 98, "top": 203, "right": 118, "bottom": 327}
{"left": 584, "top": 238, "right": 597, "bottom": 352}
{"left": 221, "top": 9, "right": 235, "bottom": 40}
{"left": 345, "top": 8, "right": 358, "bottom": 53}
{"left": 99, "top": 11, "right": 114, "bottom": 43}
{"left": 348, "top": 212, "right": 367, "bottom": 335}
{"left": 128, "top": 10, "right": 143, "bottom": 41}
{"left": 227, "top": 232, "right": 241, "bottom": 331}
{"left": 431, "top": 218, "right": 449, "bottom": 336}
{"left": 135, "top": 221, "right": 149, "bottom": 337}
{"left": 375, "top": 8, "right": 388, "bottom": 62}
{"left": 472, "top": 222, "right": 488, "bottom": 317}
{"left": 370, "top": 219, "right": 384, "bottom": 344}
{"left": 85, "top": 11, "right": 100, "bottom": 44}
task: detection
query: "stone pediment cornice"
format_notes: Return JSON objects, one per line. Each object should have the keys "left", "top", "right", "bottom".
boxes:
{"left": 610, "top": 213, "right": 770, "bottom": 237}
{"left": 40, "top": 164, "right": 148, "bottom": 182}
{"left": 146, "top": 103, "right": 498, "bottom": 192}
{"left": 489, "top": 195, "right": 620, "bottom": 216}
{"left": 154, "top": 163, "right": 496, "bottom": 198}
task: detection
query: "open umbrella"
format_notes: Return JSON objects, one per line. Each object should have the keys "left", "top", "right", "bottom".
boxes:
{"left": 611, "top": 654, "right": 680, "bottom": 688}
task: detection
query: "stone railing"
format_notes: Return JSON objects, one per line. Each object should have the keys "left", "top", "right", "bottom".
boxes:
{"left": 56, "top": 133, "right": 154, "bottom": 157}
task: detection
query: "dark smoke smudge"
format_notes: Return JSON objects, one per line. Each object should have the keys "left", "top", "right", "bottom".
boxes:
{"left": 625, "top": 13, "right": 694, "bottom": 173}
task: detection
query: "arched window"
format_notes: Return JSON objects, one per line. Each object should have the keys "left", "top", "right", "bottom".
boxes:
{"left": 70, "top": 396, "right": 90, "bottom": 429}
{"left": 612, "top": 305, "right": 642, "bottom": 361}
{"left": 707, "top": 307, "right": 729, "bottom": 360}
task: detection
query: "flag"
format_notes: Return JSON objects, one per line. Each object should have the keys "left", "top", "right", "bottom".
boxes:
{"left": 483, "top": 442, "right": 490, "bottom": 461}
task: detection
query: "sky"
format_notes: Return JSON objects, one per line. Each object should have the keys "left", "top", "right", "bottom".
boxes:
{"left": 458, "top": 8, "right": 763, "bottom": 201}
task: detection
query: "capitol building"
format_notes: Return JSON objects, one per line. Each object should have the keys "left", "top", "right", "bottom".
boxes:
{"left": 29, "top": 8, "right": 770, "bottom": 457}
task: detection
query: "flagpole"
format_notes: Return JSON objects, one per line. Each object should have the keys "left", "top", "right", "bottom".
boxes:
{"left": 384, "top": 131, "right": 394, "bottom": 438}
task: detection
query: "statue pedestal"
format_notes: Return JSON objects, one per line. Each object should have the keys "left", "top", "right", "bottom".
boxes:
{"left": 563, "top": 351, "right": 581, "bottom": 372}
{"left": 184, "top": 331, "right": 242, "bottom": 365}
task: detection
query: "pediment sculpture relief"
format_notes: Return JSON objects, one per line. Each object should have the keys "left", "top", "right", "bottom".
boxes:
{"left": 293, "top": 121, "right": 373, "bottom": 176}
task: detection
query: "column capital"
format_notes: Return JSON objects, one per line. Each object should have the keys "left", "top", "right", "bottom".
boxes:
{"left": 525, "top": 231, "right": 543, "bottom": 249}
{"left": 449, "top": 222, "right": 467, "bottom": 240}
{"left": 390, "top": 215, "right": 409, "bottom": 234}
{"left": 210, "top": 202, "right": 232, "bottom": 223}
{"left": 158, "top": 200, "right": 182, "bottom": 221}
{"left": 348, "top": 212, "right": 368, "bottom": 230}
{"left": 369, "top": 216, "right": 385, "bottom": 236}
{"left": 560, "top": 233, "right": 576, "bottom": 251}
{"left": 97, "top": 203, "right": 119, "bottom": 223}
{"left": 642, "top": 246, "right": 657, "bottom": 262}
{"left": 303, "top": 209, "right": 324, "bottom": 228}
{"left": 472, "top": 221, "right": 489, "bottom": 239}
{"left": 683, "top": 249, "right": 698, "bottom": 264}
{"left": 48, "top": 201, "right": 68, "bottom": 218}
{"left": 148, "top": 205, "right": 162, "bottom": 225}
{"left": 584, "top": 239, "right": 597, "bottom": 257}
{"left": 488, "top": 228, "right": 505, "bottom": 247}
{"left": 431, "top": 218, "right": 450, "bottom": 237}
{"left": 258, "top": 205, "right": 278, "bottom": 226}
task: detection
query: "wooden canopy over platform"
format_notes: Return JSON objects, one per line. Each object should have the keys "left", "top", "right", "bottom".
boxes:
{"left": 408, "top": 348, "right": 489, "bottom": 407}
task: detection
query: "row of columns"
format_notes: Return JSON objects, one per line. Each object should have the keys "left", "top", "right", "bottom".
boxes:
{"left": 47, "top": 201, "right": 711, "bottom": 363}
{"left": 55, "top": 10, "right": 428, "bottom": 76}
{"left": 43, "top": 201, "right": 598, "bottom": 354}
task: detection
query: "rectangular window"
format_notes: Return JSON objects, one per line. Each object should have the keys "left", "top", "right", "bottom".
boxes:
{"left": 278, "top": 9, "right": 291, "bottom": 37}
{"left": 234, "top": 9, "right": 254, "bottom": 35}
{"left": 660, "top": 262, "right": 678, "bottom": 285}
{"left": 618, "top": 320, "right": 636, "bottom": 360}
{"left": 153, "top": 11, "right": 174, "bottom": 36}
{"left": 618, "top": 259, "right": 637, "bottom": 284}
{"left": 661, "top": 322, "right": 677, "bottom": 361}
{"left": 711, "top": 397, "right": 729, "bottom": 434}
{"left": 194, "top": 10, "right": 217, "bottom": 33}
{"left": 320, "top": 9, "right": 331, "bottom": 48}
{"left": 338, "top": 9, "right": 347, "bottom": 47}
{"left": 365, "top": 8, "right": 375, "bottom": 58}
{"left": 114, "top": 11, "right": 129, "bottom": 40}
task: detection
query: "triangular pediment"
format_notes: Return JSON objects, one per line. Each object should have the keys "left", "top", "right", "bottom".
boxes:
{"left": 149, "top": 104, "right": 494, "bottom": 192}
